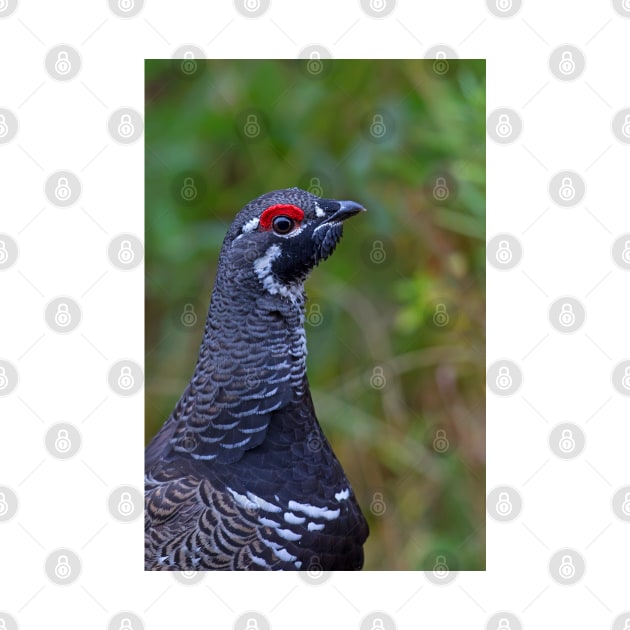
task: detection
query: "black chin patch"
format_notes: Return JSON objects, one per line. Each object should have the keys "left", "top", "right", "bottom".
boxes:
{"left": 269, "top": 222, "right": 344, "bottom": 285}
{"left": 312, "top": 222, "right": 344, "bottom": 264}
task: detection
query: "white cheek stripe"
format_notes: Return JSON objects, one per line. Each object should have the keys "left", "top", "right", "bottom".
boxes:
{"left": 253, "top": 244, "right": 282, "bottom": 278}
{"left": 253, "top": 244, "right": 304, "bottom": 304}
{"left": 242, "top": 217, "right": 260, "bottom": 233}
{"left": 313, "top": 220, "right": 339, "bottom": 235}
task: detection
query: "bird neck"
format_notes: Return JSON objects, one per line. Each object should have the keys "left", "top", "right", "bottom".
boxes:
{"left": 144, "top": 268, "right": 312, "bottom": 468}
{"left": 193, "top": 272, "right": 309, "bottom": 398}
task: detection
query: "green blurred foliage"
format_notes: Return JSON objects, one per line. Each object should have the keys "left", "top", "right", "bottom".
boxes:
{"left": 145, "top": 59, "right": 486, "bottom": 571}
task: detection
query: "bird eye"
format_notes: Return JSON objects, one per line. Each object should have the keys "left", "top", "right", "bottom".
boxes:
{"left": 272, "top": 215, "right": 295, "bottom": 235}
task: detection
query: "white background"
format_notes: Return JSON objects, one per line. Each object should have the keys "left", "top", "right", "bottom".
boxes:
{"left": 1, "top": 0, "right": 629, "bottom": 628}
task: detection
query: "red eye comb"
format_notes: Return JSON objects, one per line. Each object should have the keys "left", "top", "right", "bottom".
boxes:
{"left": 259, "top": 204, "right": 304, "bottom": 230}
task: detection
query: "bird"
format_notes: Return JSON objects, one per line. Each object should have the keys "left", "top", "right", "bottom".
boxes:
{"left": 145, "top": 187, "right": 369, "bottom": 571}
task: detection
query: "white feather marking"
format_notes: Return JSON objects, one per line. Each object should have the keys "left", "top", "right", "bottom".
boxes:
{"left": 220, "top": 437, "right": 251, "bottom": 449}
{"left": 238, "top": 423, "right": 268, "bottom": 434}
{"left": 307, "top": 522, "right": 325, "bottom": 532}
{"left": 313, "top": 220, "right": 340, "bottom": 235}
{"left": 284, "top": 512, "right": 306, "bottom": 525}
{"left": 288, "top": 500, "right": 340, "bottom": 521}
{"left": 260, "top": 537, "right": 297, "bottom": 562}
{"left": 227, "top": 488, "right": 257, "bottom": 511}
{"left": 276, "top": 527, "right": 302, "bottom": 542}
{"left": 335, "top": 488, "right": 350, "bottom": 501}
{"left": 275, "top": 547, "right": 297, "bottom": 562}
{"left": 314, "top": 203, "right": 326, "bottom": 218}
{"left": 253, "top": 244, "right": 304, "bottom": 304}
{"left": 247, "top": 491, "right": 282, "bottom": 513}
{"left": 242, "top": 217, "right": 260, "bottom": 233}
{"left": 250, "top": 554, "right": 270, "bottom": 568}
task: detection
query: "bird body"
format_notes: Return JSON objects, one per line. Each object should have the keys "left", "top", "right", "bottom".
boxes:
{"left": 145, "top": 188, "right": 368, "bottom": 570}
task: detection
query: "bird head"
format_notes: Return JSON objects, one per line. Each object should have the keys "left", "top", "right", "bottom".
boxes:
{"left": 219, "top": 188, "right": 366, "bottom": 302}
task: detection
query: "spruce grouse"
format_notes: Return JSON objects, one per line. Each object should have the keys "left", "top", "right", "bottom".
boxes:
{"left": 145, "top": 187, "right": 369, "bottom": 570}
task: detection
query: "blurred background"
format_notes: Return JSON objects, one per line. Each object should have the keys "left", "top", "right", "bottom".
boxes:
{"left": 145, "top": 59, "right": 485, "bottom": 571}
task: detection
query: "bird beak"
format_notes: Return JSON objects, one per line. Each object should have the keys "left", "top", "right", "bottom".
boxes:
{"left": 322, "top": 200, "right": 366, "bottom": 223}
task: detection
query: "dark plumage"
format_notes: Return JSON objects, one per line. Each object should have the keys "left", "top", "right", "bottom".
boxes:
{"left": 145, "top": 188, "right": 369, "bottom": 570}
